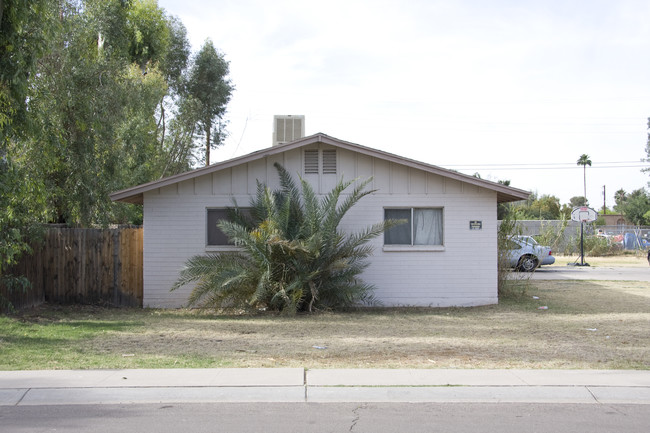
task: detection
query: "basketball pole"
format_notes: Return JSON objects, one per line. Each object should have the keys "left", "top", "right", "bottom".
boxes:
{"left": 570, "top": 206, "right": 594, "bottom": 267}
{"left": 580, "top": 221, "right": 585, "bottom": 266}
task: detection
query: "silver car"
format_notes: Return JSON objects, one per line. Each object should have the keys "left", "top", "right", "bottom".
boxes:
{"left": 506, "top": 235, "right": 555, "bottom": 272}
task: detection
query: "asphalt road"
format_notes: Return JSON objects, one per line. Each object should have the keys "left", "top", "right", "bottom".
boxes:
{"left": 1, "top": 403, "right": 649, "bottom": 433}
{"left": 530, "top": 265, "right": 650, "bottom": 281}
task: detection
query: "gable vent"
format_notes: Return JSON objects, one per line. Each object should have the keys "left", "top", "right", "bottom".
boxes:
{"left": 304, "top": 149, "right": 319, "bottom": 174}
{"left": 322, "top": 149, "right": 337, "bottom": 174}
{"left": 273, "top": 115, "right": 305, "bottom": 146}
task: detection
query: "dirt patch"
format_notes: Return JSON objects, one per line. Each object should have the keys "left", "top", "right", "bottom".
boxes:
{"left": 3, "top": 279, "right": 647, "bottom": 370}
{"left": 555, "top": 254, "right": 649, "bottom": 267}
{"left": 77, "top": 280, "right": 649, "bottom": 369}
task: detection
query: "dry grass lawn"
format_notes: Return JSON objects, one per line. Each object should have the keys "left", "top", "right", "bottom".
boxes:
{"left": 555, "top": 253, "right": 650, "bottom": 267}
{"left": 1, "top": 278, "right": 648, "bottom": 370}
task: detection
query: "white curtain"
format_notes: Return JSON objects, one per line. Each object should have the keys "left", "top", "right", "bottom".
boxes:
{"left": 413, "top": 208, "right": 443, "bottom": 245}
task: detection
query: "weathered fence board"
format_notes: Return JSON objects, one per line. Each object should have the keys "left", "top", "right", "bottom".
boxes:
{"left": 1, "top": 227, "right": 143, "bottom": 311}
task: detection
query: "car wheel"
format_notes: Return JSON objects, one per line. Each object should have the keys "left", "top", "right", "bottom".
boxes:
{"left": 517, "top": 255, "right": 539, "bottom": 272}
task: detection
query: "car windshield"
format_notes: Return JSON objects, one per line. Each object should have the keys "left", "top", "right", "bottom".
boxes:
{"left": 518, "top": 236, "right": 538, "bottom": 245}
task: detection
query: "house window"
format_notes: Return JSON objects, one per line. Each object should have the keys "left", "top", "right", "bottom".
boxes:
{"left": 304, "top": 149, "right": 337, "bottom": 174}
{"left": 384, "top": 208, "right": 443, "bottom": 246}
{"left": 207, "top": 208, "right": 251, "bottom": 246}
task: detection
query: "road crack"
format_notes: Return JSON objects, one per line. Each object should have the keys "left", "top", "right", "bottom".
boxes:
{"left": 350, "top": 404, "right": 368, "bottom": 432}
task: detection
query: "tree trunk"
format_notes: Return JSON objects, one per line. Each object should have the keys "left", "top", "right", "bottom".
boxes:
{"left": 583, "top": 166, "right": 586, "bottom": 202}
{"left": 205, "top": 126, "right": 211, "bottom": 166}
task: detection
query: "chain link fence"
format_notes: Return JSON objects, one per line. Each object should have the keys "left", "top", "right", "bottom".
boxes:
{"left": 498, "top": 220, "right": 650, "bottom": 255}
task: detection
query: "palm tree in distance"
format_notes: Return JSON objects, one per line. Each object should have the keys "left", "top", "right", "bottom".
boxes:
{"left": 577, "top": 154, "right": 592, "bottom": 204}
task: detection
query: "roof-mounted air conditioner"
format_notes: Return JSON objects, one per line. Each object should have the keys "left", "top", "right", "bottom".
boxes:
{"left": 273, "top": 115, "right": 305, "bottom": 146}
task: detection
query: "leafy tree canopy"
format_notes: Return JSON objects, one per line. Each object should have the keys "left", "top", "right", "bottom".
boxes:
{"left": 617, "top": 188, "right": 650, "bottom": 225}
{"left": 1, "top": 0, "right": 55, "bottom": 306}
{"left": 185, "top": 40, "right": 234, "bottom": 166}
{"left": 3, "top": 0, "right": 233, "bottom": 227}
{"left": 511, "top": 193, "right": 563, "bottom": 220}
{"left": 569, "top": 196, "right": 588, "bottom": 207}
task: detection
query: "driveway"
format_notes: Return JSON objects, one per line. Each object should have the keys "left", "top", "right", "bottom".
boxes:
{"left": 531, "top": 265, "right": 650, "bottom": 282}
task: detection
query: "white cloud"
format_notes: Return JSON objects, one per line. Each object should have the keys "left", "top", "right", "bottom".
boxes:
{"left": 159, "top": 0, "right": 650, "bottom": 206}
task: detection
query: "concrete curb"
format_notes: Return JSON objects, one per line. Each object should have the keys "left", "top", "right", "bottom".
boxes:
{"left": 306, "top": 369, "right": 650, "bottom": 387}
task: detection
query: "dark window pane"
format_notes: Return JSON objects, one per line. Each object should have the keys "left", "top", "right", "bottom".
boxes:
{"left": 207, "top": 209, "right": 231, "bottom": 245}
{"left": 384, "top": 209, "right": 412, "bottom": 245}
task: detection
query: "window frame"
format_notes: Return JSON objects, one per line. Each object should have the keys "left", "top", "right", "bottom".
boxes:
{"left": 383, "top": 207, "right": 445, "bottom": 252}
{"left": 205, "top": 207, "right": 251, "bottom": 251}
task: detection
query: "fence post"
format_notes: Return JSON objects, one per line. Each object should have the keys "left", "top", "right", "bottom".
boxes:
{"left": 112, "top": 230, "right": 120, "bottom": 306}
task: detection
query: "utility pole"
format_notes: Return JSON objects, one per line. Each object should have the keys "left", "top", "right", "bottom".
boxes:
{"left": 602, "top": 185, "right": 606, "bottom": 215}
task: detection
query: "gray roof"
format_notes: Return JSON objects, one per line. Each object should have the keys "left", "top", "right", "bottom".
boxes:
{"left": 110, "top": 133, "right": 530, "bottom": 205}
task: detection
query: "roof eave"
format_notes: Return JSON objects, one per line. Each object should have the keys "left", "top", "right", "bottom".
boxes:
{"left": 110, "top": 133, "right": 531, "bottom": 205}
{"left": 110, "top": 191, "right": 144, "bottom": 205}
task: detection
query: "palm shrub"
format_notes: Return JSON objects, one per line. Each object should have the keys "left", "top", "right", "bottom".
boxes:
{"left": 171, "top": 163, "right": 401, "bottom": 313}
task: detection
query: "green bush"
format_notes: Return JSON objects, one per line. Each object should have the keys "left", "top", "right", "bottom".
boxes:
{"left": 568, "top": 232, "right": 622, "bottom": 257}
{"left": 535, "top": 219, "right": 569, "bottom": 253}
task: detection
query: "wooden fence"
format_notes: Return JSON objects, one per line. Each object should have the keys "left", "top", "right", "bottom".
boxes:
{"left": 1, "top": 227, "right": 143, "bottom": 310}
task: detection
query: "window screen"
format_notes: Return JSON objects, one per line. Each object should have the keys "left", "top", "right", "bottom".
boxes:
{"left": 207, "top": 209, "right": 232, "bottom": 246}
{"left": 207, "top": 208, "right": 252, "bottom": 246}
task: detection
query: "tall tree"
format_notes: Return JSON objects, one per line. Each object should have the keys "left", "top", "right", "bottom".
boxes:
{"left": 614, "top": 188, "right": 627, "bottom": 212}
{"left": 3, "top": 0, "right": 232, "bottom": 228}
{"left": 159, "top": 16, "right": 190, "bottom": 93}
{"left": 496, "top": 179, "right": 513, "bottom": 220}
{"left": 577, "top": 154, "right": 592, "bottom": 204}
{"left": 511, "top": 193, "right": 563, "bottom": 220}
{"left": 569, "top": 196, "right": 587, "bottom": 207}
{"left": 18, "top": 0, "right": 192, "bottom": 225}
{"left": 185, "top": 40, "right": 234, "bottom": 166}
{"left": 1, "top": 0, "right": 56, "bottom": 147}
{"left": 125, "top": 0, "right": 170, "bottom": 72}
{"left": 1, "top": 0, "right": 201, "bottom": 304}
{"left": 618, "top": 188, "right": 650, "bottom": 225}
{"left": 23, "top": 0, "right": 149, "bottom": 224}
{"left": 1, "top": 0, "right": 55, "bottom": 305}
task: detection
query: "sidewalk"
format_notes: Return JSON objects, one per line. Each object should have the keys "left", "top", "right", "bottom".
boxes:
{"left": 1, "top": 368, "right": 649, "bottom": 405}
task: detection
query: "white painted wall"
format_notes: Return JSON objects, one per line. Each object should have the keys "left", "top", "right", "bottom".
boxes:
{"left": 142, "top": 145, "right": 498, "bottom": 308}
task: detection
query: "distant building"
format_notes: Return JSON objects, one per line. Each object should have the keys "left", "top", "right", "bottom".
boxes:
{"left": 601, "top": 213, "right": 627, "bottom": 227}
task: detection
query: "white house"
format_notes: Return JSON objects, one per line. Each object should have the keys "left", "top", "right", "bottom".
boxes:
{"left": 110, "top": 133, "right": 529, "bottom": 308}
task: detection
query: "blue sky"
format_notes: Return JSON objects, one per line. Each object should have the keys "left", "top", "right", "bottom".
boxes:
{"left": 158, "top": 0, "right": 650, "bottom": 208}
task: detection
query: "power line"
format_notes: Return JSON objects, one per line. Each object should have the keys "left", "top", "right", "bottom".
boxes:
{"left": 454, "top": 164, "right": 648, "bottom": 171}
{"left": 443, "top": 160, "right": 644, "bottom": 167}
